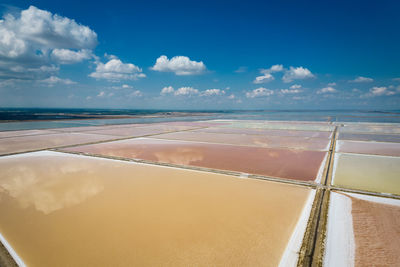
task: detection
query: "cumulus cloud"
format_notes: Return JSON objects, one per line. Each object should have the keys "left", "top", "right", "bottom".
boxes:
{"left": 246, "top": 87, "right": 274, "bottom": 98}
{"left": 253, "top": 64, "right": 283, "bottom": 84}
{"left": 317, "top": 87, "right": 337, "bottom": 94}
{"left": 151, "top": 55, "right": 206, "bottom": 75}
{"left": 89, "top": 58, "right": 145, "bottom": 81}
{"left": 160, "top": 86, "right": 175, "bottom": 95}
{"left": 290, "top": 84, "right": 302, "bottom": 89}
{"left": 0, "top": 6, "right": 97, "bottom": 80}
{"left": 369, "top": 86, "right": 395, "bottom": 96}
{"left": 228, "top": 94, "right": 235, "bottom": 99}
{"left": 280, "top": 88, "right": 302, "bottom": 94}
{"left": 268, "top": 64, "right": 284, "bottom": 72}
{"left": 350, "top": 76, "right": 374, "bottom": 83}
{"left": 393, "top": 78, "right": 400, "bottom": 82}
{"left": 51, "top": 48, "right": 93, "bottom": 64}
{"left": 200, "top": 89, "right": 225, "bottom": 96}
{"left": 327, "top": 82, "right": 337, "bottom": 86}
{"left": 128, "top": 90, "right": 142, "bottom": 97}
{"left": 282, "top": 66, "right": 314, "bottom": 83}
{"left": 160, "top": 86, "right": 225, "bottom": 97}
{"left": 97, "top": 91, "right": 105, "bottom": 97}
{"left": 253, "top": 73, "right": 274, "bottom": 84}
{"left": 39, "top": 76, "right": 76, "bottom": 86}
{"left": 174, "top": 87, "right": 199, "bottom": 96}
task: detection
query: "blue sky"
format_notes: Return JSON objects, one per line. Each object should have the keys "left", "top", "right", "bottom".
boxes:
{"left": 0, "top": 0, "right": 399, "bottom": 110}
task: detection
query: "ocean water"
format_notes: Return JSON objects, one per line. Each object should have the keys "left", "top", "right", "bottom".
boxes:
{"left": 0, "top": 108, "right": 399, "bottom": 131}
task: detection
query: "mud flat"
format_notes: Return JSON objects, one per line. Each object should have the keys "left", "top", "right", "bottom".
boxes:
{"left": 324, "top": 192, "right": 400, "bottom": 267}
{"left": 332, "top": 153, "right": 400, "bottom": 195}
{"left": 194, "top": 127, "right": 333, "bottom": 139}
{"left": 0, "top": 151, "right": 313, "bottom": 266}
{"left": 337, "top": 132, "right": 400, "bottom": 143}
{"left": 0, "top": 133, "right": 120, "bottom": 155}
{"left": 336, "top": 140, "right": 400, "bottom": 156}
{"left": 61, "top": 137, "right": 327, "bottom": 182}
{"left": 153, "top": 131, "right": 330, "bottom": 151}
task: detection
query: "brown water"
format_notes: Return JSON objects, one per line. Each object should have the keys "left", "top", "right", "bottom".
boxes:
{"left": 333, "top": 153, "right": 400, "bottom": 195}
{"left": 0, "top": 133, "right": 119, "bottom": 155}
{"left": 336, "top": 140, "right": 400, "bottom": 156}
{"left": 153, "top": 131, "right": 330, "bottom": 151}
{"left": 350, "top": 196, "right": 400, "bottom": 266}
{"left": 194, "top": 127, "right": 333, "bottom": 139}
{"left": 0, "top": 151, "right": 311, "bottom": 266}
{"left": 61, "top": 137, "right": 327, "bottom": 181}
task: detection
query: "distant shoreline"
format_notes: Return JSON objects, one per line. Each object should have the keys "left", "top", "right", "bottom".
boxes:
{"left": 0, "top": 112, "right": 216, "bottom": 123}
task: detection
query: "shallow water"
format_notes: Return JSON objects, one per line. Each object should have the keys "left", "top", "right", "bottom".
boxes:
{"left": 0, "top": 129, "right": 56, "bottom": 139}
{"left": 337, "top": 132, "right": 400, "bottom": 143}
{"left": 220, "top": 121, "right": 334, "bottom": 132}
{"left": 153, "top": 131, "right": 330, "bottom": 151}
{"left": 339, "top": 125, "right": 400, "bottom": 134}
{"left": 336, "top": 140, "right": 400, "bottom": 156}
{"left": 62, "top": 137, "right": 327, "bottom": 181}
{"left": 0, "top": 151, "right": 311, "bottom": 266}
{"left": 332, "top": 153, "right": 400, "bottom": 195}
{"left": 193, "top": 127, "right": 333, "bottom": 138}
{"left": 0, "top": 133, "right": 119, "bottom": 155}
{"left": 81, "top": 124, "right": 201, "bottom": 137}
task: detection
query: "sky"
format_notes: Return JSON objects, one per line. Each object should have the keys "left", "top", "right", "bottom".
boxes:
{"left": 0, "top": 0, "right": 399, "bottom": 110}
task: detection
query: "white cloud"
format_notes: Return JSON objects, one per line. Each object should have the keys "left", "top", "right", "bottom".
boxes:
{"left": 253, "top": 73, "right": 274, "bottom": 84}
{"left": 39, "top": 76, "right": 75, "bottom": 86}
{"left": 128, "top": 90, "right": 142, "bottom": 97}
{"left": 151, "top": 55, "right": 206, "bottom": 75}
{"left": 350, "top": 76, "right": 374, "bottom": 83}
{"left": 110, "top": 84, "right": 133, "bottom": 90}
{"left": 253, "top": 64, "right": 283, "bottom": 84}
{"left": 0, "top": 6, "right": 97, "bottom": 79}
{"left": 246, "top": 87, "right": 274, "bottom": 98}
{"left": 228, "top": 94, "right": 235, "bottom": 99}
{"left": 174, "top": 87, "right": 199, "bottom": 96}
{"left": 317, "top": 87, "right": 337, "bottom": 94}
{"left": 280, "top": 88, "right": 302, "bottom": 94}
{"left": 89, "top": 58, "right": 145, "bottom": 81}
{"left": 327, "top": 82, "right": 337, "bottom": 86}
{"left": 268, "top": 64, "right": 284, "bottom": 72}
{"left": 51, "top": 48, "right": 92, "bottom": 64}
{"left": 290, "top": 84, "right": 302, "bottom": 89}
{"left": 393, "top": 78, "right": 400, "bottom": 82}
{"left": 160, "top": 86, "right": 174, "bottom": 95}
{"left": 282, "top": 66, "right": 314, "bottom": 83}
{"left": 369, "top": 86, "right": 395, "bottom": 96}
{"left": 97, "top": 91, "right": 105, "bottom": 97}
{"left": 201, "top": 89, "right": 225, "bottom": 96}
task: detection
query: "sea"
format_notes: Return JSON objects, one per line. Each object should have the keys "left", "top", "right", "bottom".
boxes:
{"left": 0, "top": 108, "right": 399, "bottom": 131}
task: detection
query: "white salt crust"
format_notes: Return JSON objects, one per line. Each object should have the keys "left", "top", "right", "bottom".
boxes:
{"left": 279, "top": 190, "right": 316, "bottom": 267}
{"left": 324, "top": 192, "right": 355, "bottom": 267}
